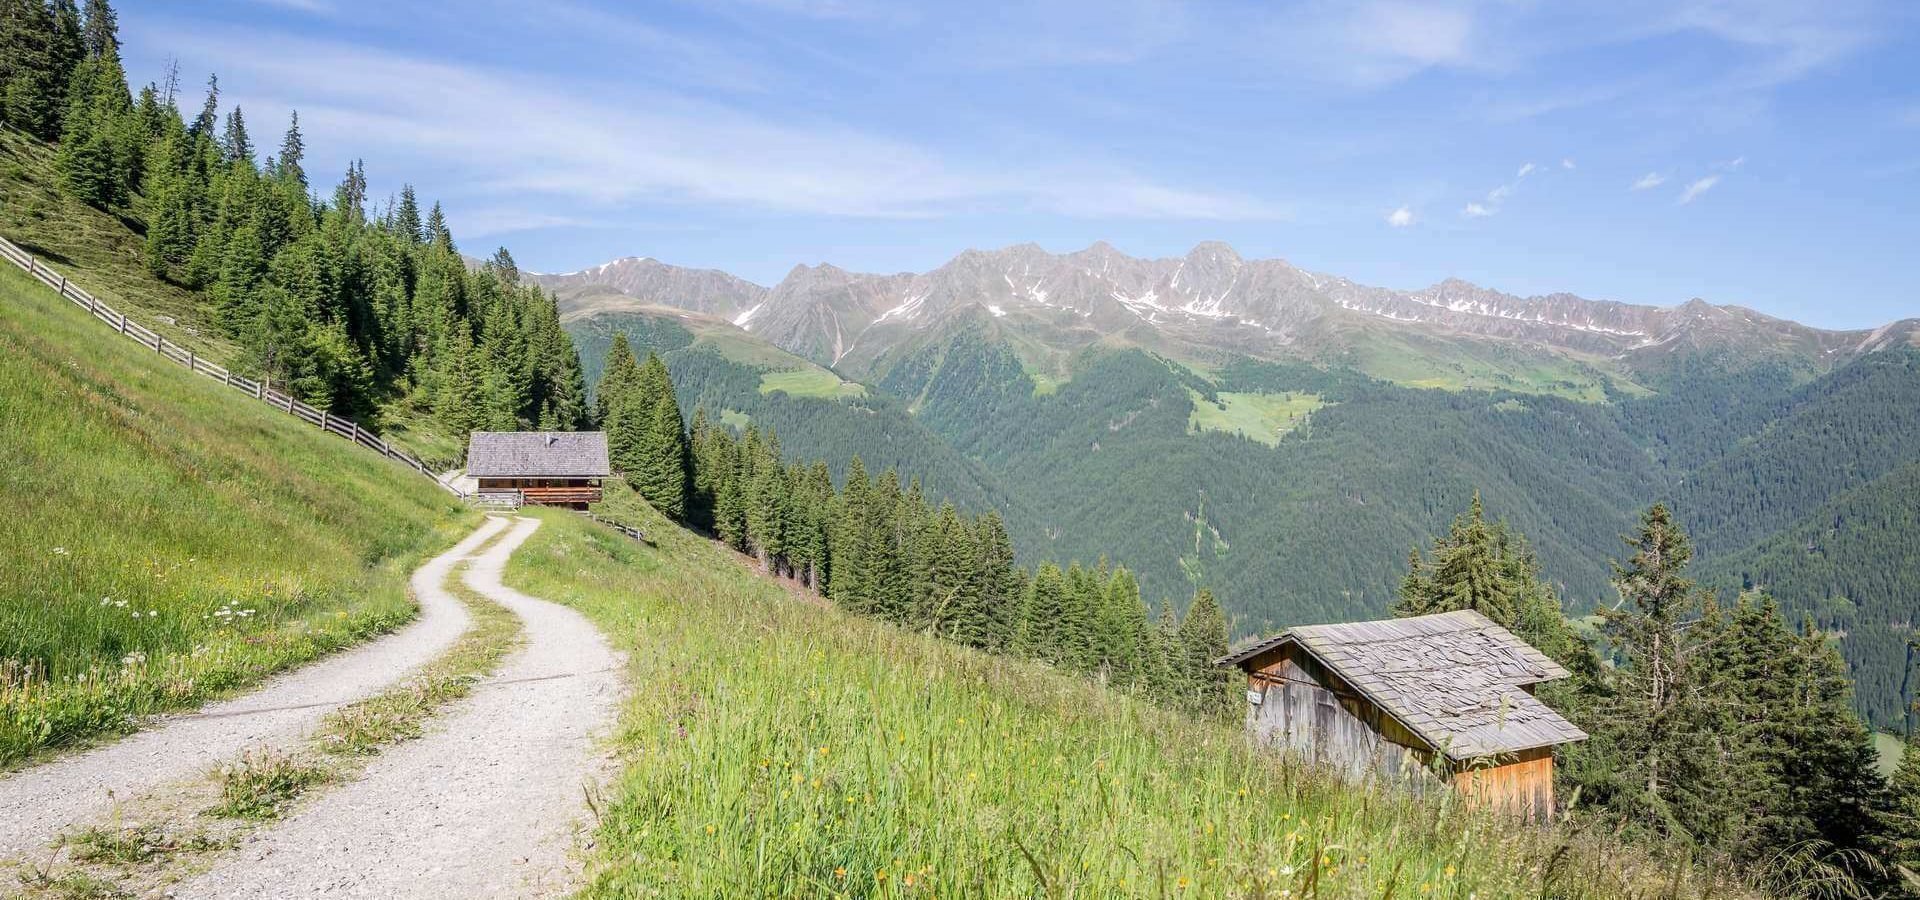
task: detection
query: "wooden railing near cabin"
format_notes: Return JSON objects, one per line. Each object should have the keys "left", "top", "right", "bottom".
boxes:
{"left": 0, "top": 234, "right": 467, "bottom": 499}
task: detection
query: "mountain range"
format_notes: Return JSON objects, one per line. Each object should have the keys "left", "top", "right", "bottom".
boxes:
{"left": 534, "top": 241, "right": 1918, "bottom": 394}
{"left": 536, "top": 241, "right": 1920, "bottom": 730}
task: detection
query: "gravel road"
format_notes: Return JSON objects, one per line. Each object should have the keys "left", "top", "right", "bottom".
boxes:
{"left": 0, "top": 516, "right": 508, "bottom": 861}
{"left": 177, "top": 515, "right": 625, "bottom": 899}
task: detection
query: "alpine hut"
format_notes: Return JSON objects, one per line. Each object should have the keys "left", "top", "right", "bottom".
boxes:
{"left": 465, "top": 431, "right": 610, "bottom": 509}
{"left": 1218, "top": 609, "right": 1585, "bottom": 818}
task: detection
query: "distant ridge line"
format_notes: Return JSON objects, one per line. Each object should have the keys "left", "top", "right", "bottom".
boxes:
{"left": 0, "top": 234, "right": 467, "bottom": 498}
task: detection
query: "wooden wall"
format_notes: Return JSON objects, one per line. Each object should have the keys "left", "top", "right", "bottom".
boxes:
{"left": 1242, "top": 645, "right": 1438, "bottom": 790}
{"left": 1451, "top": 746, "right": 1554, "bottom": 820}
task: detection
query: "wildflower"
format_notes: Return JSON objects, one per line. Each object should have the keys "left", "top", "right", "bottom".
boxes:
{"left": 904, "top": 874, "right": 916, "bottom": 887}
{"left": 792, "top": 774, "right": 804, "bottom": 785}
{"left": 834, "top": 867, "right": 846, "bottom": 879}
{"left": 705, "top": 824, "right": 715, "bottom": 835}
{"left": 875, "top": 870, "right": 888, "bottom": 883}
{"left": 1444, "top": 866, "right": 1456, "bottom": 877}
{"left": 1177, "top": 876, "right": 1189, "bottom": 889}
{"left": 966, "top": 770, "right": 979, "bottom": 782}
{"left": 818, "top": 745, "right": 829, "bottom": 756}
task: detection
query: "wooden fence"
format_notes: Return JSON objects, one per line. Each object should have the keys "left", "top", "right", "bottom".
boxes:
{"left": 0, "top": 233, "right": 467, "bottom": 498}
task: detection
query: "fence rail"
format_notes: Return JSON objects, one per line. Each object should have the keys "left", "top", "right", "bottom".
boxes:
{"left": 0, "top": 234, "right": 466, "bottom": 498}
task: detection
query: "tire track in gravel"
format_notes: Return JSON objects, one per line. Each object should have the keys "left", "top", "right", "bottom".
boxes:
{"left": 0, "top": 515, "right": 509, "bottom": 861}
{"left": 177, "top": 515, "right": 625, "bottom": 899}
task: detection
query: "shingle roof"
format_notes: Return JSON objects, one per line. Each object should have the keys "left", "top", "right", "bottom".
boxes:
{"left": 465, "top": 431, "right": 610, "bottom": 478}
{"left": 1219, "top": 610, "right": 1587, "bottom": 759}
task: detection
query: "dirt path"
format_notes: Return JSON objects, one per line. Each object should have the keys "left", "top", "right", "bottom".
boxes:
{"left": 177, "top": 516, "right": 625, "bottom": 899}
{"left": 0, "top": 516, "right": 509, "bottom": 861}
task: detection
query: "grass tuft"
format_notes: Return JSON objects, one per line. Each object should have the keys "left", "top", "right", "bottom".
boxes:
{"left": 208, "top": 749, "right": 330, "bottom": 820}
{"left": 316, "top": 581, "right": 522, "bottom": 757}
{"left": 64, "top": 823, "right": 225, "bottom": 865}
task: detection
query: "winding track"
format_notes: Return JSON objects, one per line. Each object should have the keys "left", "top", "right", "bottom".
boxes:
{"left": 178, "top": 515, "right": 625, "bottom": 899}
{"left": 0, "top": 515, "right": 508, "bottom": 860}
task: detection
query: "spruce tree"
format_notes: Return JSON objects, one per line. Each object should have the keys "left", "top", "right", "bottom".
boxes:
{"left": 1023, "top": 563, "right": 1068, "bottom": 663}
{"left": 1178, "top": 588, "right": 1233, "bottom": 715}
{"left": 1588, "top": 503, "right": 1719, "bottom": 839}
{"left": 277, "top": 110, "right": 304, "bottom": 187}
{"left": 1, "top": 0, "right": 61, "bottom": 139}
{"left": 80, "top": 0, "right": 113, "bottom": 58}
{"left": 629, "top": 352, "right": 688, "bottom": 520}
{"left": 394, "top": 184, "right": 423, "bottom": 243}
{"left": 220, "top": 106, "right": 252, "bottom": 165}
{"left": 1392, "top": 493, "right": 1515, "bottom": 624}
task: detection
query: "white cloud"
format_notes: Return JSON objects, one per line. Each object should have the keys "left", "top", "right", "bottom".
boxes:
{"left": 1678, "top": 174, "right": 1721, "bottom": 204}
{"left": 1631, "top": 172, "right": 1667, "bottom": 191}
{"left": 1462, "top": 202, "right": 1494, "bottom": 218}
{"left": 1719, "top": 155, "right": 1746, "bottom": 170}
{"left": 1516, "top": 162, "right": 1538, "bottom": 178}
{"left": 1560, "top": 158, "right": 1576, "bottom": 170}
{"left": 1386, "top": 205, "right": 1416, "bottom": 227}
{"left": 150, "top": 27, "right": 1277, "bottom": 223}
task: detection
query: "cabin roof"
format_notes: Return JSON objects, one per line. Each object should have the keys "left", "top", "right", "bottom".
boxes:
{"left": 1219, "top": 610, "right": 1587, "bottom": 760}
{"left": 465, "top": 431, "right": 610, "bottom": 478}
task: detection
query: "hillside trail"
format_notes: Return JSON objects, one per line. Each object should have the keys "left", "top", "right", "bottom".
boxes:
{"left": 0, "top": 515, "right": 509, "bottom": 861}
{"left": 177, "top": 515, "right": 626, "bottom": 899}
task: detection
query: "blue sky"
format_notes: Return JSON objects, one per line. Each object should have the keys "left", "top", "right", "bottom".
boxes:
{"left": 121, "top": 1, "right": 1918, "bottom": 328}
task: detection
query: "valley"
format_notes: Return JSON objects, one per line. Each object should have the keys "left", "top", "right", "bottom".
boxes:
{"left": 551, "top": 245, "right": 1920, "bottom": 728}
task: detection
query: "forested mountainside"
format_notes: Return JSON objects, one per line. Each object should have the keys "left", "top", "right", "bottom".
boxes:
{"left": 566, "top": 292, "right": 1920, "bottom": 728}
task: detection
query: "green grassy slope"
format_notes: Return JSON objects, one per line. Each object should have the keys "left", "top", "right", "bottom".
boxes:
{"left": 0, "top": 261, "right": 472, "bottom": 765}
{"left": 512, "top": 490, "right": 1737, "bottom": 898}
{"left": 0, "top": 127, "right": 230, "bottom": 360}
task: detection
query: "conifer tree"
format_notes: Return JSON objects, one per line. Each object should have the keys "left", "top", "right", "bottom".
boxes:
{"left": 277, "top": 110, "right": 304, "bottom": 187}
{"left": 971, "top": 511, "right": 1018, "bottom": 651}
{"left": 629, "top": 352, "right": 688, "bottom": 520}
{"left": 1101, "top": 568, "right": 1148, "bottom": 685}
{"left": 1876, "top": 745, "right": 1920, "bottom": 887}
{"left": 80, "top": 0, "right": 114, "bottom": 58}
{"left": 1, "top": 0, "right": 62, "bottom": 139}
{"left": 1588, "top": 504, "right": 1719, "bottom": 838}
{"left": 1022, "top": 563, "right": 1068, "bottom": 663}
{"left": 394, "top": 184, "right": 423, "bottom": 243}
{"left": 1393, "top": 493, "right": 1515, "bottom": 624}
{"left": 1178, "top": 588, "right": 1233, "bottom": 715}
{"left": 220, "top": 106, "right": 252, "bottom": 165}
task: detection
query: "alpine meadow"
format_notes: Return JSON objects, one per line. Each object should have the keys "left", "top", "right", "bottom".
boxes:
{"left": 4, "top": 1, "right": 1920, "bottom": 898}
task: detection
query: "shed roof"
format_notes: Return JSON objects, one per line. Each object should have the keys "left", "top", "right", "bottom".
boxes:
{"left": 465, "top": 431, "right": 610, "bottom": 478}
{"left": 1219, "top": 610, "right": 1587, "bottom": 760}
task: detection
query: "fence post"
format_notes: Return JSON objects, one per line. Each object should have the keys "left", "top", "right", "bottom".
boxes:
{"left": 320, "top": 409, "right": 330, "bottom": 432}
{"left": 255, "top": 380, "right": 264, "bottom": 400}
{"left": 117, "top": 313, "right": 127, "bottom": 334}
{"left": 187, "top": 350, "right": 195, "bottom": 371}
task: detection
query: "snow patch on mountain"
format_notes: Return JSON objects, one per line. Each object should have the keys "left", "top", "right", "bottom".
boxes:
{"left": 732, "top": 302, "right": 765, "bottom": 330}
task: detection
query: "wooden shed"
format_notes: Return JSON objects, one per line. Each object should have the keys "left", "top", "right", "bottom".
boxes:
{"left": 1218, "top": 609, "right": 1586, "bottom": 819}
{"left": 465, "top": 431, "right": 610, "bottom": 508}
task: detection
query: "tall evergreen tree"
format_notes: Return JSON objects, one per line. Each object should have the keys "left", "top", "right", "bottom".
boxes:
{"left": 629, "top": 352, "right": 689, "bottom": 520}
{"left": 277, "top": 109, "right": 304, "bottom": 187}
{"left": 1178, "top": 588, "right": 1233, "bottom": 715}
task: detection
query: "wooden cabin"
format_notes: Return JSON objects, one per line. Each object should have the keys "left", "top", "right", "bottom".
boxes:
{"left": 465, "top": 431, "right": 610, "bottom": 509}
{"left": 1218, "top": 609, "right": 1586, "bottom": 819}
